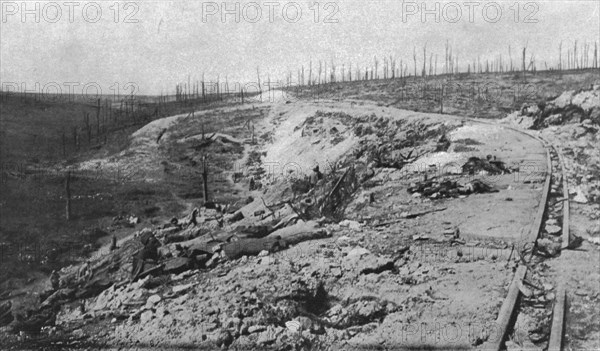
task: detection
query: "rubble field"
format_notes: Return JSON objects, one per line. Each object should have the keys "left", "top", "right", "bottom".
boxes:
{"left": 1, "top": 85, "right": 599, "bottom": 350}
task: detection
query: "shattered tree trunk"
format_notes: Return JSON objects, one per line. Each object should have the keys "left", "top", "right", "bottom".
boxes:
{"left": 61, "top": 131, "right": 66, "bottom": 158}
{"left": 65, "top": 171, "right": 71, "bottom": 221}
{"left": 85, "top": 113, "right": 91, "bottom": 146}
{"left": 202, "top": 157, "right": 209, "bottom": 205}
{"left": 440, "top": 85, "right": 444, "bottom": 114}
{"left": 319, "top": 167, "right": 359, "bottom": 219}
{"left": 96, "top": 99, "right": 101, "bottom": 143}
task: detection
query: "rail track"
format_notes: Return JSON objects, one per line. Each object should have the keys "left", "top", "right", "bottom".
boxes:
{"left": 475, "top": 124, "right": 571, "bottom": 351}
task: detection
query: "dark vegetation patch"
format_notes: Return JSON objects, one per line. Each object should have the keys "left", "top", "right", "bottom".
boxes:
{"left": 0, "top": 95, "right": 269, "bottom": 286}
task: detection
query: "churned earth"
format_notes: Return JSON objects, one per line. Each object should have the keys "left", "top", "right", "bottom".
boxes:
{"left": 11, "top": 100, "right": 550, "bottom": 350}
{"left": 3, "top": 85, "right": 600, "bottom": 351}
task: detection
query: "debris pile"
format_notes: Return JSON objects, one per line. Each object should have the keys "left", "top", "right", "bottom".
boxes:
{"left": 407, "top": 178, "right": 498, "bottom": 199}
{"left": 502, "top": 85, "right": 600, "bottom": 129}
{"left": 2, "top": 104, "right": 565, "bottom": 349}
{"left": 406, "top": 155, "right": 507, "bottom": 199}
{"left": 461, "top": 156, "right": 511, "bottom": 175}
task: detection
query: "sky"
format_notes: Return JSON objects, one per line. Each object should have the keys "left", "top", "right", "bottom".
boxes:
{"left": 1, "top": 0, "right": 599, "bottom": 95}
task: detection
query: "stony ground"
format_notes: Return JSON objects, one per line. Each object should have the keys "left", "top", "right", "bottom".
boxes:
{"left": 501, "top": 86, "right": 600, "bottom": 351}
{"left": 2, "top": 85, "right": 599, "bottom": 351}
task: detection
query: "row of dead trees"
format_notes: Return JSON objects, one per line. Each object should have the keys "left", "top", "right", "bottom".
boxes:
{"left": 173, "top": 41, "right": 599, "bottom": 104}
{"left": 274, "top": 40, "right": 600, "bottom": 87}
{"left": 174, "top": 73, "right": 254, "bottom": 104}
{"left": 59, "top": 95, "right": 199, "bottom": 158}
{"left": 174, "top": 41, "right": 598, "bottom": 98}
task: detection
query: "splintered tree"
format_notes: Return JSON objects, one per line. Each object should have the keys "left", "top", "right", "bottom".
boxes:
{"left": 330, "top": 59, "right": 336, "bottom": 83}
{"left": 65, "top": 171, "right": 71, "bottom": 221}
{"left": 201, "top": 155, "right": 209, "bottom": 205}
{"left": 595, "top": 42, "right": 598, "bottom": 68}
{"left": 84, "top": 112, "right": 91, "bottom": 146}
{"left": 574, "top": 40, "right": 578, "bottom": 69}
{"left": 72, "top": 126, "right": 78, "bottom": 150}
{"left": 413, "top": 46, "right": 417, "bottom": 77}
{"left": 429, "top": 53, "right": 433, "bottom": 76}
{"left": 95, "top": 99, "right": 101, "bottom": 143}
{"left": 318, "top": 60, "right": 322, "bottom": 86}
{"left": 61, "top": 130, "right": 66, "bottom": 157}
{"left": 348, "top": 63, "right": 352, "bottom": 81}
{"left": 308, "top": 59, "right": 312, "bottom": 85}
{"left": 522, "top": 43, "right": 527, "bottom": 78}
{"left": 558, "top": 42, "right": 562, "bottom": 70}
{"left": 422, "top": 44, "right": 427, "bottom": 77}
{"left": 256, "top": 66, "right": 262, "bottom": 94}
{"left": 445, "top": 40, "right": 449, "bottom": 74}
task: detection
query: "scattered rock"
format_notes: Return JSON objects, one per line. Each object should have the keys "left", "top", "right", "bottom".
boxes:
{"left": 573, "top": 192, "right": 588, "bottom": 204}
{"left": 258, "top": 256, "right": 277, "bottom": 265}
{"left": 545, "top": 225, "right": 562, "bottom": 235}
{"left": 257, "top": 326, "right": 278, "bottom": 345}
{"left": 336, "top": 236, "right": 351, "bottom": 245}
{"left": 172, "top": 283, "right": 194, "bottom": 294}
{"left": 347, "top": 247, "right": 370, "bottom": 258}
{"left": 588, "top": 236, "right": 600, "bottom": 245}
{"left": 537, "top": 238, "right": 560, "bottom": 257}
{"left": 155, "top": 306, "right": 168, "bottom": 318}
{"left": 285, "top": 320, "right": 301, "bottom": 333}
{"left": 215, "top": 329, "right": 233, "bottom": 347}
{"left": 140, "top": 310, "right": 154, "bottom": 324}
{"left": 339, "top": 220, "right": 361, "bottom": 230}
{"left": 146, "top": 294, "right": 161, "bottom": 307}
{"left": 545, "top": 114, "right": 563, "bottom": 126}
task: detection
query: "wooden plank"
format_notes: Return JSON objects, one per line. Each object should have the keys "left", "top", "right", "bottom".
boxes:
{"left": 483, "top": 265, "right": 527, "bottom": 350}
{"left": 548, "top": 283, "right": 567, "bottom": 351}
{"left": 529, "top": 138, "right": 553, "bottom": 244}
{"left": 557, "top": 148, "right": 570, "bottom": 250}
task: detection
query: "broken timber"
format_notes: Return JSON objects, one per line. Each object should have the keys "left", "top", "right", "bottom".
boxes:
{"left": 548, "top": 283, "right": 567, "bottom": 351}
